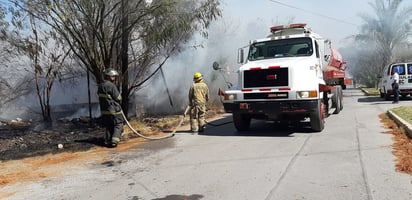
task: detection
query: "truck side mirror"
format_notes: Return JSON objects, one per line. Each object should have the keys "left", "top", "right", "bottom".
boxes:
{"left": 237, "top": 48, "right": 244, "bottom": 63}
{"left": 212, "top": 61, "right": 220, "bottom": 70}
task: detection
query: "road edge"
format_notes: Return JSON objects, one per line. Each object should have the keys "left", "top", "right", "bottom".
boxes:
{"left": 387, "top": 110, "right": 412, "bottom": 138}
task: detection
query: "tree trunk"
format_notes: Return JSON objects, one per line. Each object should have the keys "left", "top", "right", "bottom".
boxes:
{"left": 87, "top": 69, "right": 93, "bottom": 123}
{"left": 121, "top": 0, "right": 129, "bottom": 116}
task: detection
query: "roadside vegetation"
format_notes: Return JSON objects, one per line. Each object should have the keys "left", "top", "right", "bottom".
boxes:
{"left": 379, "top": 113, "right": 412, "bottom": 174}
{"left": 360, "top": 87, "right": 380, "bottom": 96}
{"left": 390, "top": 106, "right": 412, "bottom": 126}
{"left": 362, "top": 87, "right": 412, "bottom": 137}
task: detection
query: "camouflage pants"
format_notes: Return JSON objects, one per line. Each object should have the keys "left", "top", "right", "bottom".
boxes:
{"left": 190, "top": 104, "right": 206, "bottom": 132}
{"left": 102, "top": 114, "right": 123, "bottom": 145}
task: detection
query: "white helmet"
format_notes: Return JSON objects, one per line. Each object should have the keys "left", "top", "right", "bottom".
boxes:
{"left": 104, "top": 68, "right": 119, "bottom": 76}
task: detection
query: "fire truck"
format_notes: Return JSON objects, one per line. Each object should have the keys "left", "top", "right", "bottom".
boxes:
{"left": 220, "top": 23, "right": 347, "bottom": 132}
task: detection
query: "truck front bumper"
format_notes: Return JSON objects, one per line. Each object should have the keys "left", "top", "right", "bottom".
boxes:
{"left": 223, "top": 100, "right": 319, "bottom": 118}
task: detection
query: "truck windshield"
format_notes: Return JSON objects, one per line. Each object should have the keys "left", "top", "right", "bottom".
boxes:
{"left": 248, "top": 37, "right": 313, "bottom": 61}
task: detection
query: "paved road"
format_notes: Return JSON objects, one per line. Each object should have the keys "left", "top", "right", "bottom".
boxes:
{"left": 2, "top": 88, "right": 412, "bottom": 200}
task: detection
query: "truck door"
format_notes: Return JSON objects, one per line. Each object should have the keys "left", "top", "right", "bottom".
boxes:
{"left": 314, "top": 40, "right": 327, "bottom": 78}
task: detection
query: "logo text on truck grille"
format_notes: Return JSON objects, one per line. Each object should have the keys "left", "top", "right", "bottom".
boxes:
{"left": 266, "top": 74, "right": 277, "bottom": 80}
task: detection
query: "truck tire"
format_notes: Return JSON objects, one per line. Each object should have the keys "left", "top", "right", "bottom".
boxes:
{"left": 310, "top": 101, "right": 324, "bottom": 132}
{"left": 384, "top": 92, "right": 391, "bottom": 101}
{"left": 332, "top": 85, "right": 341, "bottom": 114}
{"left": 383, "top": 87, "right": 391, "bottom": 101}
{"left": 332, "top": 86, "right": 342, "bottom": 114}
{"left": 339, "top": 85, "right": 343, "bottom": 111}
{"left": 233, "top": 113, "right": 251, "bottom": 131}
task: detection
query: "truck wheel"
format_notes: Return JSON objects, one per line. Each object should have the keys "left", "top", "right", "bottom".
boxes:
{"left": 310, "top": 101, "right": 324, "bottom": 132}
{"left": 384, "top": 92, "right": 391, "bottom": 101}
{"left": 339, "top": 85, "right": 343, "bottom": 111}
{"left": 379, "top": 90, "right": 384, "bottom": 98}
{"left": 333, "top": 94, "right": 341, "bottom": 114}
{"left": 233, "top": 113, "right": 251, "bottom": 131}
{"left": 332, "top": 86, "right": 341, "bottom": 114}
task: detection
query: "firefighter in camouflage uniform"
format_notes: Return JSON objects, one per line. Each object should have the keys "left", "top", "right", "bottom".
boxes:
{"left": 188, "top": 72, "right": 209, "bottom": 133}
{"left": 97, "top": 68, "right": 123, "bottom": 147}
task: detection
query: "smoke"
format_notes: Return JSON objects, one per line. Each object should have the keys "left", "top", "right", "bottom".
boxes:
{"left": 0, "top": 1, "right": 296, "bottom": 120}
{"left": 132, "top": 4, "right": 282, "bottom": 115}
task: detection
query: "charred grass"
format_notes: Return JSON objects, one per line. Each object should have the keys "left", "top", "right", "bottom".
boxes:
{"left": 0, "top": 106, "right": 225, "bottom": 161}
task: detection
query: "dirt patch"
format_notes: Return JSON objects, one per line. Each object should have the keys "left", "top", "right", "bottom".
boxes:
{"left": 0, "top": 107, "right": 225, "bottom": 191}
{"left": 379, "top": 113, "right": 412, "bottom": 174}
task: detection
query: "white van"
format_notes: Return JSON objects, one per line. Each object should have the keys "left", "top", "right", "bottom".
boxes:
{"left": 379, "top": 62, "right": 412, "bottom": 100}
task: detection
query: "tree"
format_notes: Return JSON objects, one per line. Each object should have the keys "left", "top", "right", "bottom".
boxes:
{"left": 352, "top": 49, "right": 384, "bottom": 88}
{"left": 355, "top": 0, "right": 412, "bottom": 70}
{"left": 0, "top": 3, "right": 33, "bottom": 110}
{"left": 4, "top": 6, "right": 72, "bottom": 121}
{"left": 8, "top": 0, "right": 222, "bottom": 116}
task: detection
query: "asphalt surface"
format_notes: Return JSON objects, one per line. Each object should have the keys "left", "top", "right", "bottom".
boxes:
{"left": 1, "top": 88, "right": 411, "bottom": 200}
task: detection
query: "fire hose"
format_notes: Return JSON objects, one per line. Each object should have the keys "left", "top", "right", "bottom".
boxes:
{"left": 121, "top": 105, "right": 232, "bottom": 140}
{"left": 120, "top": 106, "right": 191, "bottom": 140}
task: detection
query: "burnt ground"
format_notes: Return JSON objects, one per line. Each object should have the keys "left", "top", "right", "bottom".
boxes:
{"left": 0, "top": 107, "right": 224, "bottom": 162}
{"left": 0, "top": 118, "right": 118, "bottom": 161}
{"left": 0, "top": 113, "right": 192, "bottom": 161}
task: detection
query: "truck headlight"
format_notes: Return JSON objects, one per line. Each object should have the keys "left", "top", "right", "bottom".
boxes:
{"left": 297, "top": 90, "right": 317, "bottom": 98}
{"left": 224, "top": 94, "right": 237, "bottom": 101}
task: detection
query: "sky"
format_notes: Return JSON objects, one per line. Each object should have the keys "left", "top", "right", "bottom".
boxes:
{"left": 222, "top": 0, "right": 370, "bottom": 48}
{"left": 222, "top": 0, "right": 412, "bottom": 48}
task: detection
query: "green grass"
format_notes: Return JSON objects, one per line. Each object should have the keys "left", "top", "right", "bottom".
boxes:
{"left": 361, "top": 87, "right": 380, "bottom": 96}
{"left": 390, "top": 106, "right": 412, "bottom": 125}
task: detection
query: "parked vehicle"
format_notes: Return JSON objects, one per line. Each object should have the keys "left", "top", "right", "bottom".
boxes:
{"left": 217, "top": 23, "right": 348, "bottom": 132}
{"left": 379, "top": 62, "right": 412, "bottom": 100}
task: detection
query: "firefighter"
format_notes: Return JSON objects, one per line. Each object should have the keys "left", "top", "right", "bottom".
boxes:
{"left": 188, "top": 72, "right": 209, "bottom": 133}
{"left": 97, "top": 68, "right": 123, "bottom": 147}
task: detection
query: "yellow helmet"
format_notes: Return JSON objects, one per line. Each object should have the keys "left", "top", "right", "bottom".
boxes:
{"left": 193, "top": 72, "right": 203, "bottom": 81}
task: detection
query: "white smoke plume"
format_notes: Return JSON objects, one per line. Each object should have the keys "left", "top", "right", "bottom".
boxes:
{"left": 132, "top": 6, "right": 279, "bottom": 115}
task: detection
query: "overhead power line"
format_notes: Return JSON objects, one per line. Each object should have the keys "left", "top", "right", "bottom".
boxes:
{"left": 268, "top": 0, "right": 358, "bottom": 27}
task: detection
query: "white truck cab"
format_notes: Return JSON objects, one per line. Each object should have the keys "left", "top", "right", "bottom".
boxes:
{"left": 379, "top": 62, "right": 412, "bottom": 100}
{"left": 220, "top": 23, "right": 344, "bottom": 132}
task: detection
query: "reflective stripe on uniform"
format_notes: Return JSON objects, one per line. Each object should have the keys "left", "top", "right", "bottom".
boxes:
{"left": 101, "top": 110, "right": 122, "bottom": 115}
{"left": 99, "top": 93, "right": 122, "bottom": 101}
{"left": 98, "top": 93, "right": 112, "bottom": 99}
{"left": 112, "top": 137, "right": 120, "bottom": 143}
{"left": 115, "top": 94, "right": 122, "bottom": 101}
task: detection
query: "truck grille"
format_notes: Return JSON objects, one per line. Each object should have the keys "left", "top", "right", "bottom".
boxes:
{"left": 244, "top": 92, "right": 288, "bottom": 99}
{"left": 244, "top": 68, "right": 288, "bottom": 88}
